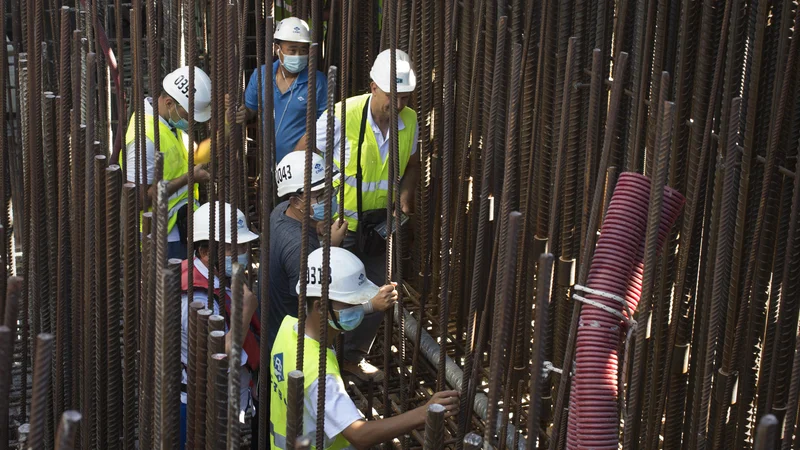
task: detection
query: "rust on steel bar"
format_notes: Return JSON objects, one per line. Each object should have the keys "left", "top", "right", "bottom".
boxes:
{"left": 105, "top": 165, "right": 123, "bottom": 450}
{"left": 423, "top": 404, "right": 446, "bottom": 450}
{"left": 204, "top": 332, "right": 222, "bottom": 447}
{"left": 185, "top": 0, "right": 197, "bottom": 300}
{"left": 753, "top": 414, "right": 778, "bottom": 450}
{"left": 286, "top": 370, "right": 305, "bottom": 450}
{"left": 297, "top": 43, "right": 319, "bottom": 387}
{"left": 28, "top": 333, "right": 56, "bottom": 450}
{"left": 317, "top": 65, "right": 338, "bottom": 450}
{"left": 208, "top": 353, "right": 229, "bottom": 450}
{"left": 193, "top": 308, "right": 213, "bottom": 450}
{"left": 383, "top": 0, "right": 399, "bottom": 425}
{"left": 187, "top": 300, "right": 205, "bottom": 450}
{"left": 227, "top": 265, "right": 245, "bottom": 449}
{"left": 527, "top": 254, "right": 555, "bottom": 450}
{"left": 259, "top": 15, "right": 276, "bottom": 449}
{"left": 163, "top": 257, "right": 183, "bottom": 449}
{"left": 0, "top": 325, "right": 12, "bottom": 450}
{"left": 121, "top": 182, "right": 137, "bottom": 450}
{"left": 54, "top": 411, "right": 82, "bottom": 450}
{"left": 625, "top": 75, "right": 673, "bottom": 447}
{"left": 485, "top": 211, "right": 522, "bottom": 446}
{"left": 93, "top": 153, "right": 109, "bottom": 450}
{"left": 549, "top": 52, "right": 629, "bottom": 450}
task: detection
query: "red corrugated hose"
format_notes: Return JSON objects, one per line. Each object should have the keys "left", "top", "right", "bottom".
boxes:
{"left": 565, "top": 172, "right": 685, "bottom": 449}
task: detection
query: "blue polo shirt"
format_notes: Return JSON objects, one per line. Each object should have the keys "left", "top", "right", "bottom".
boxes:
{"left": 244, "top": 60, "right": 328, "bottom": 163}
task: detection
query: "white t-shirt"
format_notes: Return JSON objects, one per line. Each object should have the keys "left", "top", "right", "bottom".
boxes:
{"left": 125, "top": 97, "right": 190, "bottom": 242}
{"left": 295, "top": 324, "right": 363, "bottom": 448}
{"left": 180, "top": 258, "right": 251, "bottom": 418}
{"left": 315, "top": 95, "right": 419, "bottom": 167}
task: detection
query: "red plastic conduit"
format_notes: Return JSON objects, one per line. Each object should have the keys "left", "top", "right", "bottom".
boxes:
{"left": 565, "top": 172, "right": 685, "bottom": 449}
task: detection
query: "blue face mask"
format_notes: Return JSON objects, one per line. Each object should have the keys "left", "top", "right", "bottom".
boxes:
{"left": 225, "top": 253, "right": 249, "bottom": 277}
{"left": 311, "top": 196, "right": 338, "bottom": 222}
{"left": 167, "top": 103, "right": 189, "bottom": 131}
{"left": 328, "top": 305, "right": 365, "bottom": 331}
{"left": 281, "top": 52, "right": 309, "bottom": 74}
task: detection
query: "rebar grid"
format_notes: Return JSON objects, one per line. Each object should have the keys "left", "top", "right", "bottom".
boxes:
{"left": 5, "top": 1, "right": 800, "bottom": 449}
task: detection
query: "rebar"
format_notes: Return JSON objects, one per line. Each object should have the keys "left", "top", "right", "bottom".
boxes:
{"left": 54, "top": 411, "right": 81, "bottom": 450}
{"left": 194, "top": 308, "right": 213, "bottom": 450}
{"left": 28, "top": 333, "right": 55, "bottom": 450}
{"left": 121, "top": 182, "right": 137, "bottom": 450}
{"left": 0, "top": 325, "right": 12, "bottom": 450}
{"left": 187, "top": 300, "right": 204, "bottom": 450}
{"left": 423, "top": 404, "right": 446, "bottom": 450}
{"left": 207, "top": 353, "right": 229, "bottom": 450}
{"left": 527, "top": 254, "right": 555, "bottom": 450}
{"left": 227, "top": 265, "right": 244, "bottom": 450}
{"left": 286, "top": 370, "right": 305, "bottom": 450}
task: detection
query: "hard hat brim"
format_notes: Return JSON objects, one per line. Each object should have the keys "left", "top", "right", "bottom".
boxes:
{"left": 373, "top": 79, "right": 416, "bottom": 94}
{"left": 238, "top": 229, "right": 260, "bottom": 243}
{"left": 193, "top": 105, "right": 212, "bottom": 123}
{"left": 329, "top": 279, "right": 380, "bottom": 306}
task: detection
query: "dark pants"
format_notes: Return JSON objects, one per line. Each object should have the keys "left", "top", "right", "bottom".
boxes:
{"left": 342, "top": 235, "right": 387, "bottom": 363}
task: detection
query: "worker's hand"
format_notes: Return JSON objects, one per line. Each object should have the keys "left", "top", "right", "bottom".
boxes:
{"left": 369, "top": 283, "right": 398, "bottom": 312}
{"left": 224, "top": 93, "right": 234, "bottom": 127}
{"left": 423, "top": 390, "right": 460, "bottom": 419}
{"left": 193, "top": 164, "right": 211, "bottom": 183}
{"left": 243, "top": 282, "right": 258, "bottom": 311}
{"left": 331, "top": 219, "right": 348, "bottom": 247}
{"left": 235, "top": 105, "right": 249, "bottom": 124}
{"left": 400, "top": 187, "right": 414, "bottom": 214}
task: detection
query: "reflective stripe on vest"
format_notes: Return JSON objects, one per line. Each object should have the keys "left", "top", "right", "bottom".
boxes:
{"left": 270, "top": 316, "right": 351, "bottom": 450}
{"left": 122, "top": 109, "right": 200, "bottom": 233}
{"left": 326, "top": 94, "right": 417, "bottom": 232}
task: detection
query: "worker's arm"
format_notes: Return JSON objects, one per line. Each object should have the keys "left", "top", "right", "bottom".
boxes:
{"left": 144, "top": 164, "right": 210, "bottom": 202}
{"left": 340, "top": 390, "right": 460, "bottom": 450}
{"left": 399, "top": 150, "right": 420, "bottom": 214}
{"left": 236, "top": 67, "right": 262, "bottom": 124}
{"left": 225, "top": 282, "right": 259, "bottom": 354}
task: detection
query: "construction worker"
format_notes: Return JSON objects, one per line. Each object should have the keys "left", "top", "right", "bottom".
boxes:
{"left": 314, "top": 49, "right": 420, "bottom": 376}
{"left": 237, "top": 17, "right": 328, "bottom": 162}
{"left": 124, "top": 66, "right": 212, "bottom": 260}
{"left": 268, "top": 152, "right": 398, "bottom": 381}
{"left": 179, "top": 201, "right": 261, "bottom": 449}
{"left": 270, "top": 247, "right": 459, "bottom": 449}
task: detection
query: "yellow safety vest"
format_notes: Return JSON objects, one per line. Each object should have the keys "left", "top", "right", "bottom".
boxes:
{"left": 328, "top": 93, "right": 416, "bottom": 232}
{"left": 122, "top": 109, "right": 199, "bottom": 234}
{"left": 270, "top": 316, "right": 351, "bottom": 450}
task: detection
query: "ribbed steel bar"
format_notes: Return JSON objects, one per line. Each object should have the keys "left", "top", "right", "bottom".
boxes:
{"left": 297, "top": 43, "right": 318, "bottom": 385}
{"left": 258, "top": 14, "right": 276, "bottom": 450}
{"left": 549, "top": 52, "right": 629, "bottom": 450}
{"left": 54, "top": 411, "right": 81, "bottom": 450}
{"left": 188, "top": 300, "right": 203, "bottom": 450}
{"left": 423, "top": 404, "right": 445, "bottom": 450}
{"left": 0, "top": 0, "right": 6, "bottom": 308}
{"left": 484, "top": 211, "right": 521, "bottom": 446}
{"left": 208, "top": 352, "right": 228, "bottom": 450}
{"left": 69, "top": 31, "right": 84, "bottom": 414}
{"left": 227, "top": 265, "right": 245, "bottom": 449}
{"left": 0, "top": 325, "right": 12, "bottom": 450}
{"left": 316, "top": 65, "right": 337, "bottom": 450}
{"left": 29, "top": 333, "right": 55, "bottom": 450}
{"left": 624, "top": 98, "right": 675, "bottom": 448}
{"left": 120, "top": 182, "right": 137, "bottom": 450}
{"left": 464, "top": 433, "right": 483, "bottom": 450}
{"left": 193, "top": 307, "right": 212, "bottom": 450}
{"left": 753, "top": 414, "right": 779, "bottom": 450}
{"left": 104, "top": 164, "right": 123, "bottom": 450}
{"left": 286, "top": 370, "right": 305, "bottom": 450}
{"left": 527, "top": 253, "right": 554, "bottom": 450}
{"left": 93, "top": 153, "right": 109, "bottom": 450}
{"left": 163, "top": 263, "right": 183, "bottom": 449}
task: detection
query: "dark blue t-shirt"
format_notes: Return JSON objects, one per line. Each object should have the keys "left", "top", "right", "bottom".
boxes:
{"left": 266, "top": 200, "right": 320, "bottom": 351}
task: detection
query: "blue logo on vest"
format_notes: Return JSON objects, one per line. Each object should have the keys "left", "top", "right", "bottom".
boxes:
{"left": 274, "top": 353, "right": 284, "bottom": 382}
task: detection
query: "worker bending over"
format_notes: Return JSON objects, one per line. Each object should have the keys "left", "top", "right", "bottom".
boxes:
{"left": 124, "top": 66, "right": 213, "bottom": 260}
{"left": 268, "top": 152, "right": 397, "bottom": 380}
{"left": 314, "top": 49, "right": 420, "bottom": 378}
{"left": 270, "top": 247, "right": 459, "bottom": 449}
{"left": 237, "top": 17, "right": 328, "bottom": 161}
{"left": 179, "top": 202, "right": 261, "bottom": 449}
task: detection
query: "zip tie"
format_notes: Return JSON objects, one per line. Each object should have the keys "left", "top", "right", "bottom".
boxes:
{"left": 572, "top": 284, "right": 637, "bottom": 329}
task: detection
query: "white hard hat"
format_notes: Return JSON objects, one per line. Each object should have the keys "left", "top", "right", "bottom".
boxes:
{"left": 162, "top": 66, "right": 212, "bottom": 123}
{"left": 274, "top": 17, "right": 312, "bottom": 43}
{"left": 370, "top": 49, "right": 416, "bottom": 93}
{"left": 193, "top": 202, "right": 259, "bottom": 244}
{"left": 275, "top": 152, "right": 341, "bottom": 198}
{"left": 300, "top": 247, "right": 379, "bottom": 305}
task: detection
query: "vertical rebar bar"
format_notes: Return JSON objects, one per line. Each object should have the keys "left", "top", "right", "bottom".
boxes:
{"left": 0, "top": 325, "right": 12, "bottom": 450}
{"left": 227, "top": 265, "right": 245, "bottom": 450}
{"left": 29, "top": 333, "right": 56, "bottom": 450}
{"left": 286, "top": 370, "right": 305, "bottom": 450}
{"left": 423, "top": 404, "right": 446, "bottom": 450}
{"left": 527, "top": 254, "right": 555, "bottom": 450}
{"left": 54, "top": 411, "right": 81, "bottom": 450}
{"left": 188, "top": 300, "right": 205, "bottom": 450}
{"left": 105, "top": 165, "right": 123, "bottom": 450}
{"left": 121, "top": 182, "right": 137, "bottom": 450}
